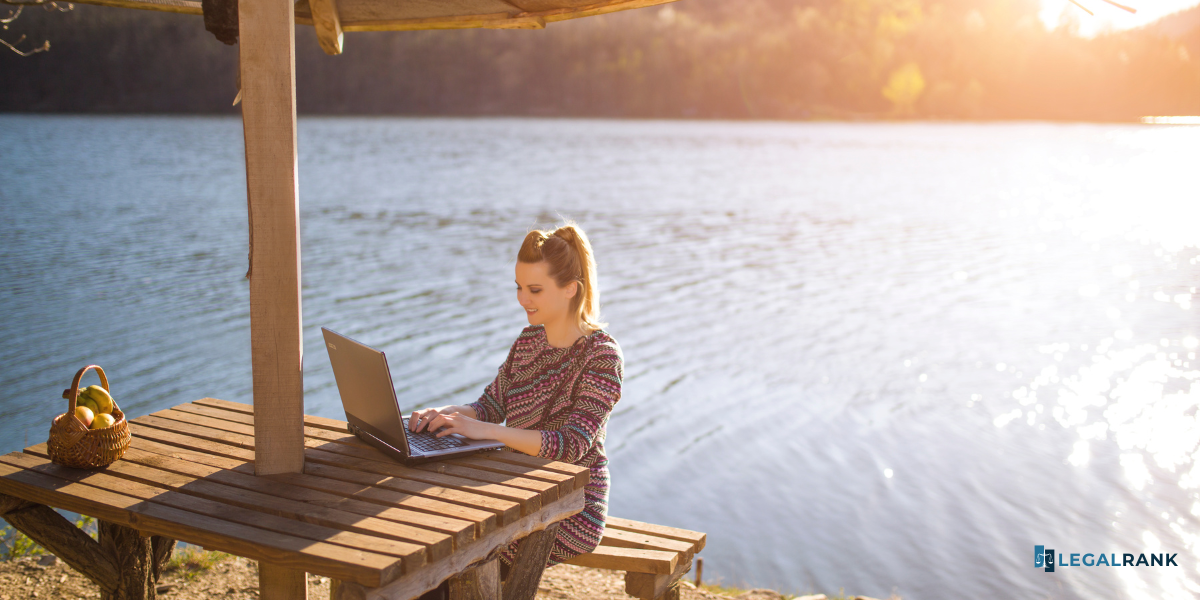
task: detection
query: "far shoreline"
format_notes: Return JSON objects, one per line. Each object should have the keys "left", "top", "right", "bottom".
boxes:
{"left": 0, "top": 111, "right": 1192, "bottom": 127}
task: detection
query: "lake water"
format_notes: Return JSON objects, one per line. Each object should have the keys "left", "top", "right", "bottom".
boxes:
{"left": 1, "top": 116, "right": 1197, "bottom": 599}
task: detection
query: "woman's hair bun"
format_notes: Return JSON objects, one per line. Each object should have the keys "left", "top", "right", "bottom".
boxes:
{"left": 552, "top": 226, "right": 577, "bottom": 243}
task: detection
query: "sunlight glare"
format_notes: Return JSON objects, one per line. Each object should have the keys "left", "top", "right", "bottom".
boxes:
{"left": 1041, "top": 0, "right": 1200, "bottom": 37}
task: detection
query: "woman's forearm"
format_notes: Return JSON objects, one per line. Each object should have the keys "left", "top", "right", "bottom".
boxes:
{"left": 482, "top": 423, "right": 542, "bottom": 456}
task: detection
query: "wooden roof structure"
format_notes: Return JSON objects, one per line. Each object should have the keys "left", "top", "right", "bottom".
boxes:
{"left": 68, "top": 0, "right": 678, "bottom": 54}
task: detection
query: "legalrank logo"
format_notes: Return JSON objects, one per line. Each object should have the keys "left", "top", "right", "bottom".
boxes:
{"left": 1035, "top": 545, "right": 1178, "bottom": 572}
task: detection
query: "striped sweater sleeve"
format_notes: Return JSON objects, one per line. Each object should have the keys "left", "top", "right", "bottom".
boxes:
{"left": 537, "top": 340, "right": 623, "bottom": 463}
{"left": 467, "top": 344, "right": 514, "bottom": 424}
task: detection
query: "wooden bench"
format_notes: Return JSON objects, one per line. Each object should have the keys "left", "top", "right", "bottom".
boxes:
{"left": 564, "top": 517, "right": 705, "bottom": 600}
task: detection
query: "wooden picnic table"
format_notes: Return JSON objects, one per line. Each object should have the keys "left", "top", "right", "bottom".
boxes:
{"left": 0, "top": 398, "right": 589, "bottom": 600}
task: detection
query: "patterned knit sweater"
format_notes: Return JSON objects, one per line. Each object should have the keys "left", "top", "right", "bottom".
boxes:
{"left": 467, "top": 324, "right": 623, "bottom": 563}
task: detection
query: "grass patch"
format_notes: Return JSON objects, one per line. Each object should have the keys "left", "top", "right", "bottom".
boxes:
{"left": 695, "top": 580, "right": 894, "bottom": 599}
{"left": 0, "top": 524, "right": 45, "bottom": 560}
{"left": 165, "top": 546, "right": 231, "bottom": 581}
{"left": 697, "top": 581, "right": 752, "bottom": 597}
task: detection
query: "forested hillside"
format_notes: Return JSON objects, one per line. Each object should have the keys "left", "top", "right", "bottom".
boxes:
{"left": 2, "top": 0, "right": 1198, "bottom": 120}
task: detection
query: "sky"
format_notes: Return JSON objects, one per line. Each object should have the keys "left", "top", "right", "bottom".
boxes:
{"left": 1040, "top": 0, "right": 1200, "bottom": 36}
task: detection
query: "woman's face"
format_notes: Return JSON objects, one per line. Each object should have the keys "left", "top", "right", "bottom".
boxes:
{"left": 515, "top": 260, "right": 577, "bottom": 327}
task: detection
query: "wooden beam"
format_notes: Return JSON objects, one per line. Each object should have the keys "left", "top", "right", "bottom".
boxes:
{"left": 536, "top": 0, "right": 679, "bottom": 23}
{"left": 0, "top": 491, "right": 33, "bottom": 515}
{"left": 60, "top": 0, "right": 681, "bottom": 31}
{"left": 309, "top": 0, "right": 344, "bottom": 55}
{"left": 0, "top": 498, "right": 120, "bottom": 592}
{"left": 58, "top": 0, "right": 202, "bottom": 15}
{"left": 561, "top": 545, "right": 677, "bottom": 574}
{"left": 238, "top": 0, "right": 306, "bottom": 477}
{"left": 298, "top": 12, "right": 547, "bottom": 32}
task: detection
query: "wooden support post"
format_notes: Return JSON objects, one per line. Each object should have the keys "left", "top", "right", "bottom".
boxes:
{"left": 309, "top": 0, "right": 343, "bottom": 55}
{"left": 261, "top": 564, "right": 309, "bottom": 600}
{"left": 240, "top": 0, "right": 306, "bottom": 593}
{"left": 501, "top": 522, "right": 560, "bottom": 600}
{"left": 330, "top": 579, "right": 367, "bottom": 600}
{"left": 449, "top": 557, "right": 501, "bottom": 600}
{"left": 239, "top": 0, "right": 305, "bottom": 478}
{"left": 98, "top": 519, "right": 171, "bottom": 600}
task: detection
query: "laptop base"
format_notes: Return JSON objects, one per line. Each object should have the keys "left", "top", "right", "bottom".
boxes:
{"left": 348, "top": 422, "right": 494, "bottom": 465}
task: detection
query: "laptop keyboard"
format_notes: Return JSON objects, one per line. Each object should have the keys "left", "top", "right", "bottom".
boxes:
{"left": 402, "top": 418, "right": 469, "bottom": 454}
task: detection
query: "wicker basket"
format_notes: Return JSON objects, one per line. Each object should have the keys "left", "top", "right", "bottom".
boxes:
{"left": 48, "top": 365, "right": 131, "bottom": 469}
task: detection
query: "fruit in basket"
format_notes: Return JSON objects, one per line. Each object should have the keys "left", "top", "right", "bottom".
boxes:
{"left": 75, "top": 405, "right": 95, "bottom": 427}
{"left": 77, "top": 394, "right": 99, "bottom": 415}
{"left": 90, "top": 413, "right": 116, "bottom": 430}
{"left": 83, "top": 385, "right": 114, "bottom": 414}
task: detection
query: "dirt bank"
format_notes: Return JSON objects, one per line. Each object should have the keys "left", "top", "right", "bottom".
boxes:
{"left": 0, "top": 553, "right": 790, "bottom": 600}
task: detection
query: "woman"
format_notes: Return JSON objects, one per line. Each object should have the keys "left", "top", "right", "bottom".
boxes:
{"left": 409, "top": 222, "right": 623, "bottom": 569}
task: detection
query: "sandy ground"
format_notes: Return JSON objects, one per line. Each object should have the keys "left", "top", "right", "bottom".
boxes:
{"left": 0, "top": 554, "right": 807, "bottom": 600}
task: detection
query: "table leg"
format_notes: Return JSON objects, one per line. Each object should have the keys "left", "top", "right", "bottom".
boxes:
{"left": 151, "top": 535, "right": 177, "bottom": 583}
{"left": 331, "top": 556, "right": 501, "bottom": 600}
{"left": 260, "top": 563, "right": 309, "bottom": 600}
{"left": 501, "top": 522, "right": 560, "bottom": 600}
{"left": 448, "top": 557, "right": 501, "bottom": 600}
{"left": 98, "top": 519, "right": 173, "bottom": 600}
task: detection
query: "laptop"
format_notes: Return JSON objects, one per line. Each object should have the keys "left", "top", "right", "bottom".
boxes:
{"left": 321, "top": 327, "right": 505, "bottom": 464}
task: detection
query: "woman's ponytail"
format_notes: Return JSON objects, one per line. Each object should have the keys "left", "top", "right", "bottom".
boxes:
{"left": 517, "top": 221, "right": 605, "bottom": 333}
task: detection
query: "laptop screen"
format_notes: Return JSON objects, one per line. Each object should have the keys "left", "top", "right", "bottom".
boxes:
{"left": 321, "top": 328, "right": 409, "bottom": 449}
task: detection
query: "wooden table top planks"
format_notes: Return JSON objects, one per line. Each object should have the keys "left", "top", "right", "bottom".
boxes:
{"left": 0, "top": 398, "right": 589, "bottom": 593}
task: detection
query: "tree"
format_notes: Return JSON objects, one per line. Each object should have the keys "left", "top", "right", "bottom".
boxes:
{"left": 2, "top": 0, "right": 73, "bottom": 57}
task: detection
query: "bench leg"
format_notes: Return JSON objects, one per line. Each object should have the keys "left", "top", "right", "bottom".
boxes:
{"left": 626, "top": 573, "right": 683, "bottom": 600}
{"left": 260, "top": 563, "right": 308, "bottom": 600}
{"left": 501, "top": 521, "right": 560, "bottom": 600}
{"left": 660, "top": 583, "right": 681, "bottom": 600}
{"left": 625, "top": 553, "right": 691, "bottom": 600}
{"left": 330, "top": 579, "right": 367, "bottom": 600}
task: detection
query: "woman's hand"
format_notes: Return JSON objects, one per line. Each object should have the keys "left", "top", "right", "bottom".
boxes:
{"left": 408, "top": 405, "right": 476, "bottom": 432}
{"left": 410, "top": 405, "right": 543, "bottom": 455}
{"left": 422, "top": 412, "right": 494, "bottom": 440}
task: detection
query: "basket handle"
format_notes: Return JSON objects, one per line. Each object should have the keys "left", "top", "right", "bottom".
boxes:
{"left": 60, "top": 365, "right": 109, "bottom": 414}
